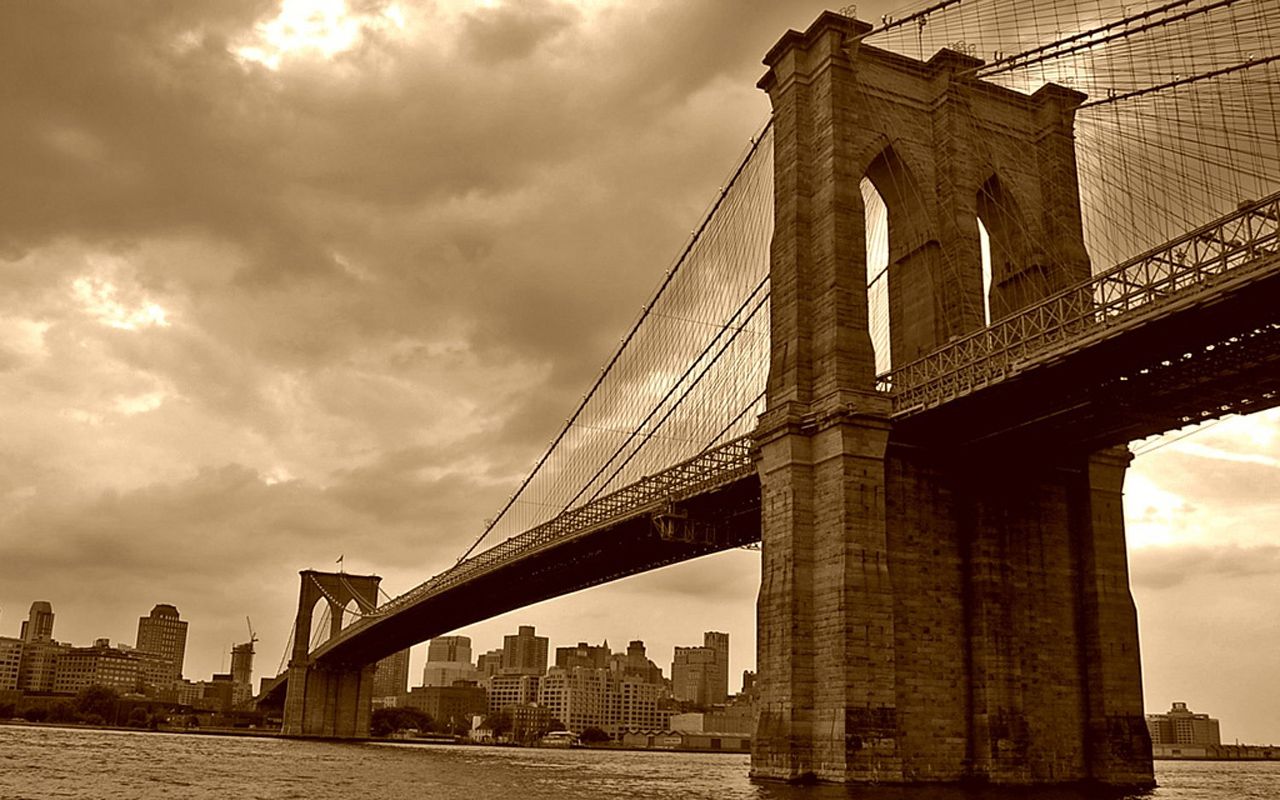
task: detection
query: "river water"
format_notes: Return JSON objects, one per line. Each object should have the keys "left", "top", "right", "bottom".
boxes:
{"left": 1, "top": 725, "right": 1277, "bottom": 799}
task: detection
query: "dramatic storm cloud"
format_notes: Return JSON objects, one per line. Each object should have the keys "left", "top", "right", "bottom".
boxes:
{"left": 1, "top": 0, "right": 1275, "bottom": 744}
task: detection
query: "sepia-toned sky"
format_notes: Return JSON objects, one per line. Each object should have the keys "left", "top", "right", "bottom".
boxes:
{"left": 1, "top": 0, "right": 1276, "bottom": 744}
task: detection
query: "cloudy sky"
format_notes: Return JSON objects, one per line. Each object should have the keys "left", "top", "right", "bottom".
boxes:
{"left": 1, "top": 0, "right": 1276, "bottom": 744}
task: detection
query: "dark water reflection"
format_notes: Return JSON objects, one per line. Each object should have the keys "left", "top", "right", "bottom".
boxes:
{"left": 0, "top": 725, "right": 1275, "bottom": 800}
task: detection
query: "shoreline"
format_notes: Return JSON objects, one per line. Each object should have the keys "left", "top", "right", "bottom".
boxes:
{"left": 1, "top": 720, "right": 748, "bottom": 753}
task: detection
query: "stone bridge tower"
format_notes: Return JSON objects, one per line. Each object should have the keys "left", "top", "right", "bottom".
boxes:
{"left": 752, "top": 12, "right": 1153, "bottom": 786}
{"left": 282, "top": 569, "right": 381, "bottom": 737}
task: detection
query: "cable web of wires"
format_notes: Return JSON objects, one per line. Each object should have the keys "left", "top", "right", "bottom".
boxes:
{"left": 390, "top": 0, "right": 1274, "bottom": 598}
{"left": 449, "top": 129, "right": 774, "bottom": 565}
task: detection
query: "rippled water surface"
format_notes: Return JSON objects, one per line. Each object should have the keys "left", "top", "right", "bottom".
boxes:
{"left": 1, "top": 725, "right": 1277, "bottom": 799}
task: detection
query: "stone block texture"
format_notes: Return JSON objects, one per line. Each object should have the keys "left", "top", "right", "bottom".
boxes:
{"left": 282, "top": 570, "right": 382, "bottom": 738}
{"left": 752, "top": 12, "right": 1153, "bottom": 787}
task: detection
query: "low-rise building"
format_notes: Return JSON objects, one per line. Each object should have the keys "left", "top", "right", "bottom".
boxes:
{"left": 53, "top": 642, "right": 141, "bottom": 695}
{"left": 620, "top": 729, "right": 751, "bottom": 752}
{"left": 403, "top": 683, "right": 489, "bottom": 730}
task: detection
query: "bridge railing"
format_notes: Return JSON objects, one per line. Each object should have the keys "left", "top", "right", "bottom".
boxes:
{"left": 321, "top": 436, "right": 756, "bottom": 646}
{"left": 878, "top": 191, "right": 1280, "bottom": 415}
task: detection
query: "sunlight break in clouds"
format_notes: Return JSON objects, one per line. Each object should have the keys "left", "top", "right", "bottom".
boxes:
{"left": 235, "top": 0, "right": 408, "bottom": 70}
{"left": 71, "top": 276, "right": 170, "bottom": 331}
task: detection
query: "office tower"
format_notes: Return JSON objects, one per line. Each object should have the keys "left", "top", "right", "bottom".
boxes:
{"left": 501, "top": 625, "right": 548, "bottom": 676}
{"left": 372, "top": 648, "right": 411, "bottom": 706}
{"left": 671, "top": 631, "right": 729, "bottom": 707}
{"left": 20, "top": 601, "right": 54, "bottom": 643}
{"left": 423, "top": 636, "right": 477, "bottom": 687}
{"left": 427, "top": 635, "right": 472, "bottom": 664}
{"left": 134, "top": 604, "right": 188, "bottom": 685}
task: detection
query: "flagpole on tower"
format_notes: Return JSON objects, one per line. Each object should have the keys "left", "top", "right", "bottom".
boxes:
{"left": 336, "top": 554, "right": 344, "bottom": 574}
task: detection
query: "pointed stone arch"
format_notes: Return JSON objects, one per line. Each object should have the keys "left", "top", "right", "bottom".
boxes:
{"left": 977, "top": 172, "right": 1039, "bottom": 320}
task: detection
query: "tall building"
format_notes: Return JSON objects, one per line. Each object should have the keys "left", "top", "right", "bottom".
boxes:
{"left": 671, "top": 631, "right": 729, "bottom": 707}
{"left": 0, "top": 637, "right": 23, "bottom": 691}
{"left": 20, "top": 601, "right": 55, "bottom": 643}
{"left": 423, "top": 636, "right": 477, "bottom": 687}
{"left": 704, "top": 631, "right": 729, "bottom": 698}
{"left": 611, "top": 640, "right": 664, "bottom": 685}
{"left": 372, "top": 648, "right": 411, "bottom": 706}
{"left": 555, "top": 641, "right": 611, "bottom": 671}
{"left": 427, "top": 636, "right": 472, "bottom": 664}
{"left": 476, "top": 649, "right": 504, "bottom": 678}
{"left": 134, "top": 604, "right": 188, "bottom": 686}
{"left": 501, "top": 625, "right": 548, "bottom": 676}
{"left": 1146, "top": 701, "right": 1222, "bottom": 746}
{"left": 230, "top": 641, "right": 255, "bottom": 706}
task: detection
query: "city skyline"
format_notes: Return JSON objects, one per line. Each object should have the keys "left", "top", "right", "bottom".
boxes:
{"left": 1, "top": 0, "right": 1277, "bottom": 749}
{"left": 0, "top": 597, "right": 751, "bottom": 694}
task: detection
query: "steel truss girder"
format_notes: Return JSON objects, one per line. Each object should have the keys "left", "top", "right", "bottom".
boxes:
{"left": 880, "top": 192, "right": 1280, "bottom": 416}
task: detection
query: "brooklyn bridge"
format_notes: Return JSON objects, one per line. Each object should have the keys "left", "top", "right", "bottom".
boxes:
{"left": 259, "top": 1, "right": 1278, "bottom": 787}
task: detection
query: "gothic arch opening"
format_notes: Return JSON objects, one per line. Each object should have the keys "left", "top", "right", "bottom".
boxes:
{"left": 976, "top": 174, "right": 1034, "bottom": 321}
{"left": 307, "top": 596, "right": 330, "bottom": 650}
{"left": 341, "top": 598, "right": 361, "bottom": 630}
{"left": 861, "top": 177, "right": 891, "bottom": 375}
{"left": 862, "top": 145, "right": 937, "bottom": 367}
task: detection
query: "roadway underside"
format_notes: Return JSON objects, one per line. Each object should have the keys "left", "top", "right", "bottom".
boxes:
{"left": 309, "top": 476, "right": 762, "bottom": 669}
{"left": 894, "top": 265, "right": 1280, "bottom": 453}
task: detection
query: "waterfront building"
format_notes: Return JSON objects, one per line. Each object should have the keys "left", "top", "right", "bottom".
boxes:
{"left": 19, "top": 601, "right": 55, "bottom": 644}
{"left": 508, "top": 702, "right": 554, "bottom": 742}
{"left": 17, "top": 640, "right": 67, "bottom": 693}
{"left": 537, "top": 667, "right": 665, "bottom": 735}
{"left": 671, "top": 631, "right": 728, "bottom": 707}
{"left": 485, "top": 673, "right": 540, "bottom": 712}
{"left": 538, "top": 667, "right": 610, "bottom": 733}
{"left": 192, "top": 674, "right": 235, "bottom": 712}
{"left": 372, "top": 648, "right": 411, "bottom": 706}
{"left": 669, "top": 704, "right": 755, "bottom": 734}
{"left": 53, "top": 642, "right": 141, "bottom": 695}
{"left": 423, "top": 636, "right": 477, "bottom": 687}
{"left": 1146, "top": 701, "right": 1222, "bottom": 746}
{"left": 404, "top": 683, "right": 489, "bottom": 730}
{"left": 501, "top": 625, "right": 548, "bottom": 676}
{"left": 0, "top": 637, "right": 23, "bottom": 691}
{"left": 616, "top": 674, "right": 665, "bottom": 731}
{"left": 134, "top": 604, "right": 188, "bottom": 687}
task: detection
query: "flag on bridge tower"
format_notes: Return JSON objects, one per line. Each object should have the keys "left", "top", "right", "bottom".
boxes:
{"left": 336, "top": 554, "right": 344, "bottom": 573}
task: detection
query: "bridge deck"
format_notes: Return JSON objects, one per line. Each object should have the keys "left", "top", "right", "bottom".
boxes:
{"left": 273, "top": 193, "right": 1280, "bottom": 682}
